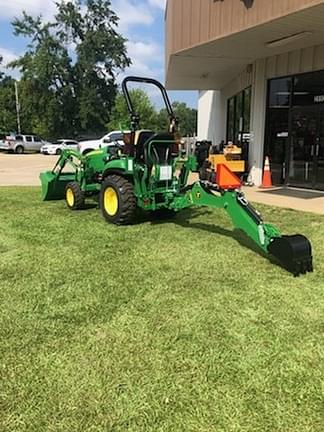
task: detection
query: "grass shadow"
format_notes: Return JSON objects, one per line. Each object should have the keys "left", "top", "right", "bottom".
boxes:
{"left": 82, "top": 203, "right": 98, "bottom": 210}
{"left": 172, "top": 208, "right": 283, "bottom": 269}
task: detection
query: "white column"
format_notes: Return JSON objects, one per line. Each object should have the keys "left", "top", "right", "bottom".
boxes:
{"left": 197, "top": 90, "right": 225, "bottom": 145}
{"left": 250, "top": 59, "right": 267, "bottom": 186}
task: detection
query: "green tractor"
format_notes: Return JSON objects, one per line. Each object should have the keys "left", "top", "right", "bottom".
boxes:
{"left": 40, "top": 76, "right": 313, "bottom": 276}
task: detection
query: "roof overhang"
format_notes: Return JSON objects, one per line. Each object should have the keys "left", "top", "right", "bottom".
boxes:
{"left": 166, "top": 3, "right": 324, "bottom": 90}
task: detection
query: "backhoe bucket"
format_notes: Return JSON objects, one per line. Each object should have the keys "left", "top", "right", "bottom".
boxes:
{"left": 40, "top": 171, "right": 74, "bottom": 201}
{"left": 268, "top": 234, "right": 313, "bottom": 276}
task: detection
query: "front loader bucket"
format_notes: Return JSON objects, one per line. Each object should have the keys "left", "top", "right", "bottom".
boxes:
{"left": 40, "top": 171, "right": 74, "bottom": 201}
{"left": 268, "top": 234, "right": 313, "bottom": 276}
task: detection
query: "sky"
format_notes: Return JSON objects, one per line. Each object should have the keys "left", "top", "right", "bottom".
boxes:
{"left": 0, "top": 0, "right": 198, "bottom": 108}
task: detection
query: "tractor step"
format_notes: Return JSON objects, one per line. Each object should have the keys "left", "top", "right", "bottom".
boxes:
{"left": 268, "top": 234, "right": 313, "bottom": 276}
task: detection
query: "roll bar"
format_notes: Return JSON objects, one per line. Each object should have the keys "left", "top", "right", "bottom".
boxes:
{"left": 121, "top": 76, "right": 178, "bottom": 133}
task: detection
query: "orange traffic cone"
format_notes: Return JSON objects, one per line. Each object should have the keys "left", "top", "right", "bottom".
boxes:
{"left": 260, "top": 156, "right": 273, "bottom": 188}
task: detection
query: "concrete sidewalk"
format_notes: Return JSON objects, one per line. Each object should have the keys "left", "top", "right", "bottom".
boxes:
{"left": 242, "top": 186, "right": 324, "bottom": 215}
{"left": 188, "top": 172, "right": 324, "bottom": 215}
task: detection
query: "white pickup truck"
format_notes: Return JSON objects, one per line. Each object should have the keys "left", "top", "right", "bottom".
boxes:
{"left": 0, "top": 134, "right": 51, "bottom": 154}
{"left": 77, "top": 131, "right": 126, "bottom": 155}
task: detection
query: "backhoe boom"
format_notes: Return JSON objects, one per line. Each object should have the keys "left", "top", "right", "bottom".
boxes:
{"left": 187, "top": 182, "right": 313, "bottom": 276}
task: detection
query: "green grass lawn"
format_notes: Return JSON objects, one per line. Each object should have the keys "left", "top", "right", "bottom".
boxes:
{"left": 0, "top": 187, "right": 323, "bottom": 432}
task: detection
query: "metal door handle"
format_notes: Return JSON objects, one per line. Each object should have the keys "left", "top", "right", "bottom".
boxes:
{"left": 311, "top": 145, "right": 314, "bottom": 156}
{"left": 316, "top": 144, "right": 320, "bottom": 156}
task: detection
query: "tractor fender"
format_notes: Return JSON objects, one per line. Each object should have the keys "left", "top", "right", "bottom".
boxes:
{"left": 102, "top": 158, "right": 134, "bottom": 181}
{"left": 102, "top": 169, "right": 134, "bottom": 187}
{"left": 103, "top": 168, "right": 126, "bottom": 178}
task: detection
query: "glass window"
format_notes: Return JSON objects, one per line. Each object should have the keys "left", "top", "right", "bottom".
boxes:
{"left": 243, "top": 87, "right": 251, "bottom": 133}
{"left": 109, "top": 133, "right": 123, "bottom": 141}
{"left": 15, "top": 135, "right": 23, "bottom": 141}
{"left": 25, "top": 136, "right": 32, "bottom": 142}
{"left": 293, "top": 70, "right": 324, "bottom": 106}
{"left": 265, "top": 109, "right": 289, "bottom": 185}
{"left": 227, "top": 97, "right": 235, "bottom": 142}
{"left": 34, "top": 136, "right": 41, "bottom": 142}
{"left": 235, "top": 92, "right": 243, "bottom": 142}
{"left": 269, "top": 77, "right": 292, "bottom": 108}
{"left": 226, "top": 87, "right": 251, "bottom": 145}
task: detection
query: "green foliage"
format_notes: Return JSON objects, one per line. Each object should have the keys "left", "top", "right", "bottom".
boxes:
{"left": 108, "top": 88, "right": 158, "bottom": 131}
{"left": 109, "top": 89, "right": 197, "bottom": 134}
{"left": 0, "top": 187, "right": 323, "bottom": 431}
{"left": 0, "top": 76, "right": 17, "bottom": 133}
{"left": 158, "top": 101, "right": 197, "bottom": 135}
{"left": 9, "top": 0, "right": 130, "bottom": 139}
{"left": 0, "top": 56, "right": 16, "bottom": 133}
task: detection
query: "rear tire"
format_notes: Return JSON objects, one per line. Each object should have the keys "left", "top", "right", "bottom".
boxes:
{"left": 15, "top": 146, "right": 24, "bottom": 154}
{"left": 56, "top": 148, "right": 62, "bottom": 155}
{"left": 100, "top": 175, "right": 136, "bottom": 225}
{"left": 65, "top": 182, "right": 85, "bottom": 210}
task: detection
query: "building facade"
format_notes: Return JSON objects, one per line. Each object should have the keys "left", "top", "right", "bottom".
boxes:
{"left": 165, "top": 0, "right": 324, "bottom": 189}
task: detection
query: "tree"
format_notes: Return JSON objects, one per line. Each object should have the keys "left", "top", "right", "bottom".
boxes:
{"left": 108, "top": 89, "right": 158, "bottom": 131}
{"left": 157, "top": 101, "right": 197, "bottom": 136}
{"left": 0, "top": 56, "right": 17, "bottom": 133}
{"left": 10, "top": 0, "right": 130, "bottom": 139}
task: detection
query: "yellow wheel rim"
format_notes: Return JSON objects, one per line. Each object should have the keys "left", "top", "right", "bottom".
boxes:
{"left": 104, "top": 187, "right": 118, "bottom": 216}
{"left": 66, "top": 188, "right": 75, "bottom": 207}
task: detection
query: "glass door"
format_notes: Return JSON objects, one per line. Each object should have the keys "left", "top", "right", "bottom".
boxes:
{"left": 314, "top": 111, "right": 324, "bottom": 190}
{"left": 288, "top": 108, "right": 317, "bottom": 188}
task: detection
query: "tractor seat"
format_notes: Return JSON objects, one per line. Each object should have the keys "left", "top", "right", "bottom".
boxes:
{"left": 134, "top": 130, "right": 155, "bottom": 161}
{"left": 143, "top": 132, "right": 178, "bottom": 166}
{"left": 135, "top": 130, "right": 155, "bottom": 147}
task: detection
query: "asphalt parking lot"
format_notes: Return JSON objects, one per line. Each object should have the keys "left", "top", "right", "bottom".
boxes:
{"left": 0, "top": 153, "right": 57, "bottom": 186}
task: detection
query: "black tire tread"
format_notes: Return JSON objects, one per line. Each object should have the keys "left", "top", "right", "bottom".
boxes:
{"left": 101, "top": 175, "right": 136, "bottom": 225}
{"left": 65, "top": 181, "right": 85, "bottom": 210}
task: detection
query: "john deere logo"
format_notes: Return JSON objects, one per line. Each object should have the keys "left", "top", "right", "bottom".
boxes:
{"left": 213, "top": 0, "right": 254, "bottom": 8}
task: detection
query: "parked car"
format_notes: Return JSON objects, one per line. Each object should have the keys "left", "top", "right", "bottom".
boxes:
{"left": 41, "top": 139, "right": 79, "bottom": 155}
{"left": 0, "top": 134, "right": 7, "bottom": 148}
{"left": 0, "top": 134, "right": 51, "bottom": 154}
{"left": 77, "top": 131, "right": 125, "bottom": 155}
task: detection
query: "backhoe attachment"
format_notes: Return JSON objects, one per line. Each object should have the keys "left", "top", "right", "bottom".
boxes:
{"left": 187, "top": 176, "right": 313, "bottom": 276}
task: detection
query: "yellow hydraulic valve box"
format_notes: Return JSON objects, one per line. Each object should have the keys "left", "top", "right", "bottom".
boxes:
{"left": 209, "top": 145, "right": 245, "bottom": 173}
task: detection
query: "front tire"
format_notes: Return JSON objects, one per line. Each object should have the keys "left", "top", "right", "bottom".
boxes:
{"left": 15, "top": 146, "right": 24, "bottom": 154}
{"left": 100, "top": 175, "right": 136, "bottom": 225}
{"left": 65, "top": 182, "right": 85, "bottom": 210}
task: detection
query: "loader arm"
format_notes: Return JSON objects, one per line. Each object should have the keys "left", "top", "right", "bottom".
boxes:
{"left": 187, "top": 182, "right": 313, "bottom": 276}
{"left": 40, "top": 149, "right": 84, "bottom": 201}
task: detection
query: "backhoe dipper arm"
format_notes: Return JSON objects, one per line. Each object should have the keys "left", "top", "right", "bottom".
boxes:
{"left": 187, "top": 182, "right": 313, "bottom": 276}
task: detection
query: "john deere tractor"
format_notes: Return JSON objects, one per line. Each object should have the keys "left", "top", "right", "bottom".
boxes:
{"left": 40, "top": 76, "right": 313, "bottom": 276}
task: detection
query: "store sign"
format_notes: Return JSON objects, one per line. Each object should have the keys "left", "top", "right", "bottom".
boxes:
{"left": 314, "top": 95, "right": 324, "bottom": 103}
{"left": 277, "top": 132, "right": 289, "bottom": 138}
